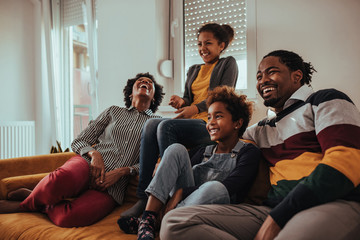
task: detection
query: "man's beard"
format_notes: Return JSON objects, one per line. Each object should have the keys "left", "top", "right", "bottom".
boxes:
{"left": 263, "top": 97, "right": 280, "bottom": 108}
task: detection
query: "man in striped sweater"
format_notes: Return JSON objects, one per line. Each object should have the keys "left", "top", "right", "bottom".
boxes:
{"left": 160, "top": 50, "right": 360, "bottom": 240}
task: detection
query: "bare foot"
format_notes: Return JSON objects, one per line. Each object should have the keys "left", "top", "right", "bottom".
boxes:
{"left": 158, "top": 188, "right": 183, "bottom": 224}
{"left": 7, "top": 188, "right": 32, "bottom": 201}
{"left": 164, "top": 188, "right": 183, "bottom": 215}
{"left": 155, "top": 188, "right": 183, "bottom": 230}
{"left": 0, "top": 200, "right": 22, "bottom": 213}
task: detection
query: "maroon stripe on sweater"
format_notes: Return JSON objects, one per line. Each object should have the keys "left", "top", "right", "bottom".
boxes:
{"left": 317, "top": 124, "right": 360, "bottom": 152}
{"left": 261, "top": 131, "right": 321, "bottom": 166}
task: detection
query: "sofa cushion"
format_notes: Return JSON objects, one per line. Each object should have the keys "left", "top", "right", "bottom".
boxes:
{"left": 0, "top": 205, "right": 140, "bottom": 240}
{"left": 124, "top": 175, "right": 139, "bottom": 204}
{"left": 243, "top": 157, "right": 271, "bottom": 205}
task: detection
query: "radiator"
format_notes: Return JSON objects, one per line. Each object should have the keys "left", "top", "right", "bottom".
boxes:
{"left": 0, "top": 121, "right": 35, "bottom": 159}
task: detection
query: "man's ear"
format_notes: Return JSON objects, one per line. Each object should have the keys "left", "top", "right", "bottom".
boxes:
{"left": 292, "top": 70, "right": 303, "bottom": 84}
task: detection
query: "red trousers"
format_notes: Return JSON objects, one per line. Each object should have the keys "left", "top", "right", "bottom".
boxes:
{"left": 20, "top": 155, "right": 117, "bottom": 227}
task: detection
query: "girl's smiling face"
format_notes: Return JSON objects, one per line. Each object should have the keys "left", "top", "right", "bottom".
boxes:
{"left": 198, "top": 31, "right": 225, "bottom": 65}
{"left": 206, "top": 101, "right": 241, "bottom": 142}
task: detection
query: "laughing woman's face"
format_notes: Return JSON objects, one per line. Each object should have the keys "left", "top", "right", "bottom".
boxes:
{"left": 131, "top": 77, "right": 155, "bottom": 101}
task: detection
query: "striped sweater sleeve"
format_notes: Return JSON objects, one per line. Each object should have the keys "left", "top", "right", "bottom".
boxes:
{"left": 270, "top": 89, "right": 360, "bottom": 227}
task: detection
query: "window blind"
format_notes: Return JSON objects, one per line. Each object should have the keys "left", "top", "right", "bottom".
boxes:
{"left": 62, "top": 0, "right": 97, "bottom": 27}
{"left": 62, "top": 0, "right": 84, "bottom": 27}
{"left": 184, "top": 0, "right": 247, "bottom": 61}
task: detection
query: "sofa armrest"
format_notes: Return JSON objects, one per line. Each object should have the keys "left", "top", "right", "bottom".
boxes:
{"left": 0, "top": 152, "right": 76, "bottom": 199}
{"left": 0, "top": 173, "right": 48, "bottom": 199}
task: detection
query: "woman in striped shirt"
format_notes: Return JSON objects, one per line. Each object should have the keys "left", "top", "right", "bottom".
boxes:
{"left": 0, "top": 72, "right": 164, "bottom": 228}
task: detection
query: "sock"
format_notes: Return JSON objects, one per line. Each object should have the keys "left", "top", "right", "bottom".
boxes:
{"left": 120, "top": 198, "right": 147, "bottom": 218}
{"left": 137, "top": 211, "right": 157, "bottom": 240}
{"left": 117, "top": 216, "right": 139, "bottom": 234}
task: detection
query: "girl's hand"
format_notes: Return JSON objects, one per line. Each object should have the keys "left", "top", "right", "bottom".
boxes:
{"left": 88, "top": 150, "right": 105, "bottom": 186}
{"left": 94, "top": 167, "right": 129, "bottom": 191}
{"left": 169, "top": 95, "right": 185, "bottom": 109}
{"left": 173, "top": 105, "right": 199, "bottom": 119}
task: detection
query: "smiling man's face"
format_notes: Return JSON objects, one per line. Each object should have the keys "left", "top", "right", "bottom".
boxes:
{"left": 256, "top": 56, "right": 302, "bottom": 112}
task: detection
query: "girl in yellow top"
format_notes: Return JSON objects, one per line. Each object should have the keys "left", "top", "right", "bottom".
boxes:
{"left": 120, "top": 23, "right": 239, "bottom": 218}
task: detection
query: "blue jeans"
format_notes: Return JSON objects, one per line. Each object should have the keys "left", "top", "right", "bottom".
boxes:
{"left": 137, "top": 118, "right": 212, "bottom": 199}
{"left": 145, "top": 143, "right": 230, "bottom": 206}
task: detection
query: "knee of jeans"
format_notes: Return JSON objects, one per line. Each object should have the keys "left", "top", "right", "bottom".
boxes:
{"left": 157, "top": 119, "right": 176, "bottom": 136}
{"left": 164, "top": 143, "right": 188, "bottom": 158}
{"left": 142, "top": 118, "right": 162, "bottom": 136}
{"left": 200, "top": 181, "right": 228, "bottom": 196}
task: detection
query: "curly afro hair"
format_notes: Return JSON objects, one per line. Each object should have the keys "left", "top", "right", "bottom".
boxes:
{"left": 123, "top": 72, "right": 164, "bottom": 113}
{"left": 207, "top": 86, "right": 253, "bottom": 137}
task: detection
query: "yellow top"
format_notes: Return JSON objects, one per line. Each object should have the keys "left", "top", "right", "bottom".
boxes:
{"left": 190, "top": 61, "right": 217, "bottom": 122}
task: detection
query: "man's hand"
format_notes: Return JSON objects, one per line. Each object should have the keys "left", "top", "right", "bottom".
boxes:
{"left": 88, "top": 150, "right": 105, "bottom": 187}
{"left": 169, "top": 95, "right": 185, "bottom": 109}
{"left": 173, "top": 105, "right": 199, "bottom": 119}
{"left": 254, "top": 215, "right": 281, "bottom": 240}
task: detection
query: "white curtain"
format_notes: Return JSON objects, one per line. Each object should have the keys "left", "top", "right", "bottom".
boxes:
{"left": 41, "top": 0, "right": 62, "bottom": 147}
{"left": 83, "top": 0, "right": 99, "bottom": 118}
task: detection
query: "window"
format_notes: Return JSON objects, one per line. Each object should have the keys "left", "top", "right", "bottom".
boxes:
{"left": 71, "top": 24, "right": 92, "bottom": 138}
{"left": 172, "top": 0, "right": 256, "bottom": 98}
{"left": 61, "top": 0, "right": 98, "bottom": 140}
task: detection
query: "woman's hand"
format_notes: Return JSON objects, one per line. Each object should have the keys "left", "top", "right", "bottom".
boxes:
{"left": 93, "top": 167, "right": 130, "bottom": 191}
{"left": 174, "top": 105, "right": 199, "bottom": 119}
{"left": 254, "top": 215, "right": 281, "bottom": 240}
{"left": 169, "top": 95, "right": 185, "bottom": 109}
{"left": 88, "top": 150, "right": 105, "bottom": 187}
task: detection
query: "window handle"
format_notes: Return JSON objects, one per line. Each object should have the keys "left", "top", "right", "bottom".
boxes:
{"left": 170, "top": 19, "right": 179, "bottom": 38}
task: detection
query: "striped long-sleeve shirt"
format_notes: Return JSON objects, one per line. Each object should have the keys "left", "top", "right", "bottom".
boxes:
{"left": 71, "top": 105, "right": 161, "bottom": 204}
{"left": 243, "top": 85, "right": 360, "bottom": 227}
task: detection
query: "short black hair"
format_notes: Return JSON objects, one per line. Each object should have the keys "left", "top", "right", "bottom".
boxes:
{"left": 207, "top": 86, "right": 253, "bottom": 137}
{"left": 123, "top": 72, "right": 164, "bottom": 113}
{"left": 263, "top": 50, "right": 316, "bottom": 86}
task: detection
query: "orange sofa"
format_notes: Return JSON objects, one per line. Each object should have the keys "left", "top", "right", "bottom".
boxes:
{"left": 0, "top": 152, "right": 141, "bottom": 240}
{"left": 0, "top": 152, "right": 269, "bottom": 240}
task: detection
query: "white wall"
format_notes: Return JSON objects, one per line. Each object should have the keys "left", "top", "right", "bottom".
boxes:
{"left": 1, "top": 0, "right": 360, "bottom": 155}
{"left": 251, "top": 0, "right": 360, "bottom": 123}
{"left": 0, "top": 0, "right": 35, "bottom": 121}
{"left": 97, "top": 0, "right": 170, "bottom": 114}
{"left": 96, "top": 0, "right": 360, "bottom": 124}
